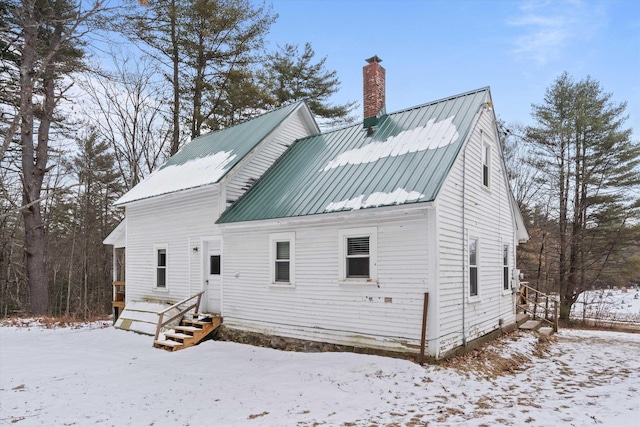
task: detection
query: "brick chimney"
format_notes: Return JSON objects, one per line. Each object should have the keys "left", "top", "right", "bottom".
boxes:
{"left": 363, "top": 55, "right": 385, "bottom": 129}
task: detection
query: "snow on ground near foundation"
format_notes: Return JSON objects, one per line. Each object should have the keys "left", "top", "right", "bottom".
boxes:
{"left": 1, "top": 324, "right": 639, "bottom": 426}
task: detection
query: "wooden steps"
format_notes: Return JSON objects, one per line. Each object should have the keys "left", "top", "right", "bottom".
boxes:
{"left": 153, "top": 313, "right": 222, "bottom": 352}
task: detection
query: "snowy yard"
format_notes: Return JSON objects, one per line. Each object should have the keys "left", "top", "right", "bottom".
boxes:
{"left": 1, "top": 321, "right": 639, "bottom": 427}
{"left": 572, "top": 288, "right": 640, "bottom": 325}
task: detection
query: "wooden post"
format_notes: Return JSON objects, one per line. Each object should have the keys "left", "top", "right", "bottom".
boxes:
{"left": 553, "top": 299, "right": 559, "bottom": 333}
{"left": 545, "top": 296, "right": 549, "bottom": 320}
{"left": 154, "top": 312, "right": 164, "bottom": 344}
{"left": 419, "top": 292, "right": 429, "bottom": 365}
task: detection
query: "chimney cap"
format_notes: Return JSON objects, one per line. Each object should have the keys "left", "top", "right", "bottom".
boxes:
{"left": 365, "top": 55, "right": 383, "bottom": 64}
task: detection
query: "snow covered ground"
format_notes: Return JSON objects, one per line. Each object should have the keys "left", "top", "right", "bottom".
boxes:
{"left": 572, "top": 288, "right": 640, "bottom": 324}
{"left": 1, "top": 321, "right": 639, "bottom": 426}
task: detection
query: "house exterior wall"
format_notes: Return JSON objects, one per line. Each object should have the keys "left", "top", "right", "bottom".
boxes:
{"left": 119, "top": 108, "right": 316, "bottom": 309}
{"left": 435, "top": 102, "right": 518, "bottom": 357}
{"left": 220, "top": 209, "right": 434, "bottom": 354}
{"left": 123, "top": 186, "right": 220, "bottom": 304}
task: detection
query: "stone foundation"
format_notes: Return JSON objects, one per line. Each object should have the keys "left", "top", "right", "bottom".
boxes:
{"left": 214, "top": 326, "right": 425, "bottom": 362}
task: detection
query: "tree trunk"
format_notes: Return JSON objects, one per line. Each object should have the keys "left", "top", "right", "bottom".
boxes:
{"left": 19, "top": 0, "right": 49, "bottom": 315}
{"left": 170, "top": 0, "right": 181, "bottom": 156}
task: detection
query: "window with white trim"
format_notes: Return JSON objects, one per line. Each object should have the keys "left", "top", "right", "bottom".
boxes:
{"left": 482, "top": 143, "right": 491, "bottom": 188}
{"left": 339, "top": 227, "right": 377, "bottom": 283}
{"left": 503, "top": 244, "right": 509, "bottom": 291}
{"left": 270, "top": 232, "right": 295, "bottom": 285}
{"left": 154, "top": 245, "right": 168, "bottom": 289}
{"left": 469, "top": 237, "right": 478, "bottom": 297}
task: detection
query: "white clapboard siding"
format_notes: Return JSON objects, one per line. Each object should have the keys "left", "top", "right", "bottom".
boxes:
{"left": 224, "top": 108, "right": 315, "bottom": 207}
{"left": 124, "top": 186, "right": 220, "bottom": 304}
{"left": 121, "top": 108, "right": 314, "bottom": 308}
{"left": 221, "top": 211, "right": 432, "bottom": 353}
{"left": 436, "top": 102, "right": 517, "bottom": 356}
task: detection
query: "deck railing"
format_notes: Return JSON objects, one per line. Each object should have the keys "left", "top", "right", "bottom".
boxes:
{"left": 516, "top": 282, "right": 559, "bottom": 332}
{"left": 153, "top": 291, "right": 204, "bottom": 344}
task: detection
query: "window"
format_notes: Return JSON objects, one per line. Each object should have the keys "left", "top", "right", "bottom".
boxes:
{"left": 469, "top": 238, "right": 478, "bottom": 297}
{"left": 270, "top": 232, "right": 295, "bottom": 285}
{"left": 275, "top": 242, "right": 290, "bottom": 282}
{"left": 339, "top": 227, "right": 377, "bottom": 283}
{"left": 210, "top": 255, "right": 221, "bottom": 275}
{"left": 155, "top": 245, "right": 167, "bottom": 289}
{"left": 503, "top": 245, "right": 509, "bottom": 291}
{"left": 347, "top": 236, "right": 370, "bottom": 278}
{"left": 482, "top": 143, "right": 490, "bottom": 188}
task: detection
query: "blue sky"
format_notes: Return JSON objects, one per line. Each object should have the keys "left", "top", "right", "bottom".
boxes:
{"left": 263, "top": 0, "right": 640, "bottom": 137}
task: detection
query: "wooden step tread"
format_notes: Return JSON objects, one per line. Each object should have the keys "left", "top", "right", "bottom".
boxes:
{"left": 164, "top": 332, "right": 192, "bottom": 340}
{"left": 174, "top": 325, "right": 200, "bottom": 332}
{"left": 154, "top": 339, "right": 184, "bottom": 348}
{"left": 520, "top": 320, "right": 543, "bottom": 330}
{"left": 181, "top": 320, "right": 212, "bottom": 326}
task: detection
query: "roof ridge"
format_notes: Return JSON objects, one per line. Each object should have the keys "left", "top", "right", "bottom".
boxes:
{"left": 315, "top": 87, "right": 490, "bottom": 137}
{"left": 188, "top": 100, "right": 305, "bottom": 143}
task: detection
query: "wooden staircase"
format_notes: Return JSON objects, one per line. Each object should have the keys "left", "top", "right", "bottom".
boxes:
{"left": 154, "top": 313, "right": 222, "bottom": 351}
{"left": 151, "top": 291, "right": 222, "bottom": 352}
{"left": 516, "top": 282, "right": 559, "bottom": 335}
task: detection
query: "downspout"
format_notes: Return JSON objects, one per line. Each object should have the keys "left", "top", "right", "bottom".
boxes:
{"left": 461, "top": 139, "right": 467, "bottom": 347}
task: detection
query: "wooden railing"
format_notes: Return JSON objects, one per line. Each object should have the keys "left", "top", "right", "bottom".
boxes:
{"left": 153, "top": 292, "right": 204, "bottom": 344}
{"left": 516, "top": 282, "right": 559, "bottom": 332}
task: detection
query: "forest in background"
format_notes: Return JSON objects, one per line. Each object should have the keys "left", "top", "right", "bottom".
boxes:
{"left": 1, "top": 0, "right": 639, "bottom": 320}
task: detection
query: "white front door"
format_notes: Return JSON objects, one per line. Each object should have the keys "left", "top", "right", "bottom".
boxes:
{"left": 205, "top": 240, "right": 222, "bottom": 313}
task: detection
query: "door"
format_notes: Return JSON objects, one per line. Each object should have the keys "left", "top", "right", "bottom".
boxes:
{"left": 205, "top": 241, "right": 222, "bottom": 313}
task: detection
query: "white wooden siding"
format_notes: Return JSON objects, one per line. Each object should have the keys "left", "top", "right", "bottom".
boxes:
{"left": 224, "top": 109, "right": 314, "bottom": 207}
{"left": 436, "top": 101, "right": 518, "bottom": 356}
{"left": 121, "top": 108, "right": 314, "bottom": 308}
{"left": 221, "top": 211, "right": 432, "bottom": 353}
{"left": 124, "top": 186, "right": 220, "bottom": 304}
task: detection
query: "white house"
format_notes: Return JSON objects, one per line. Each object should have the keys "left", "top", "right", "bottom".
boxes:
{"left": 103, "top": 101, "right": 319, "bottom": 334}
{"left": 105, "top": 56, "right": 528, "bottom": 358}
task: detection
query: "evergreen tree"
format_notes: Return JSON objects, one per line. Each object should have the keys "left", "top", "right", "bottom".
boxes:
{"left": 6, "top": 0, "right": 104, "bottom": 315}
{"left": 524, "top": 72, "right": 640, "bottom": 319}
{"left": 264, "top": 42, "right": 356, "bottom": 128}
{"left": 127, "top": 0, "right": 276, "bottom": 146}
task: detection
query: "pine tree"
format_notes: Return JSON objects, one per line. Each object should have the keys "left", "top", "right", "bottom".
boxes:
{"left": 264, "top": 42, "right": 356, "bottom": 128}
{"left": 525, "top": 72, "right": 640, "bottom": 319}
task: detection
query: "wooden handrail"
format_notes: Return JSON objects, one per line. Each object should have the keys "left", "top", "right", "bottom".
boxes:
{"left": 517, "top": 283, "right": 559, "bottom": 332}
{"left": 153, "top": 292, "right": 204, "bottom": 344}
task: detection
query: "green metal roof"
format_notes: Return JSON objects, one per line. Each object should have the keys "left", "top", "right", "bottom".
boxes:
{"left": 115, "top": 101, "right": 307, "bottom": 205}
{"left": 217, "top": 88, "right": 490, "bottom": 223}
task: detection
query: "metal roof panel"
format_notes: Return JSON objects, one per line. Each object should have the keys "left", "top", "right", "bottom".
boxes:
{"left": 115, "top": 102, "right": 306, "bottom": 205}
{"left": 217, "top": 88, "right": 489, "bottom": 223}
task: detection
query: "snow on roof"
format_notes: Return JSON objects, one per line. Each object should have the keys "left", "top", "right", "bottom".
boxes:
{"left": 322, "top": 116, "right": 459, "bottom": 171}
{"left": 325, "top": 188, "right": 426, "bottom": 212}
{"left": 114, "top": 102, "right": 308, "bottom": 206}
{"left": 115, "top": 151, "right": 236, "bottom": 205}
{"left": 217, "top": 88, "right": 488, "bottom": 223}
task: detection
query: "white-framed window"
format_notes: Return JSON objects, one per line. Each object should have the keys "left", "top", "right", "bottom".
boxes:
{"left": 469, "top": 237, "right": 478, "bottom": 297}
{"left": 339, "top": 227, "right": 377, "bottom": 283}
{"left": 270, "top": 232, "right": 295, "bottom": 286}
{"left": 154, "top": 244, "right": 168, "bottom": 290}
{"left": 503, "top": 244, "right": 510, "bottom": 291}
{"left": 482, "top": 141, "right": 491, "bottom": 189}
